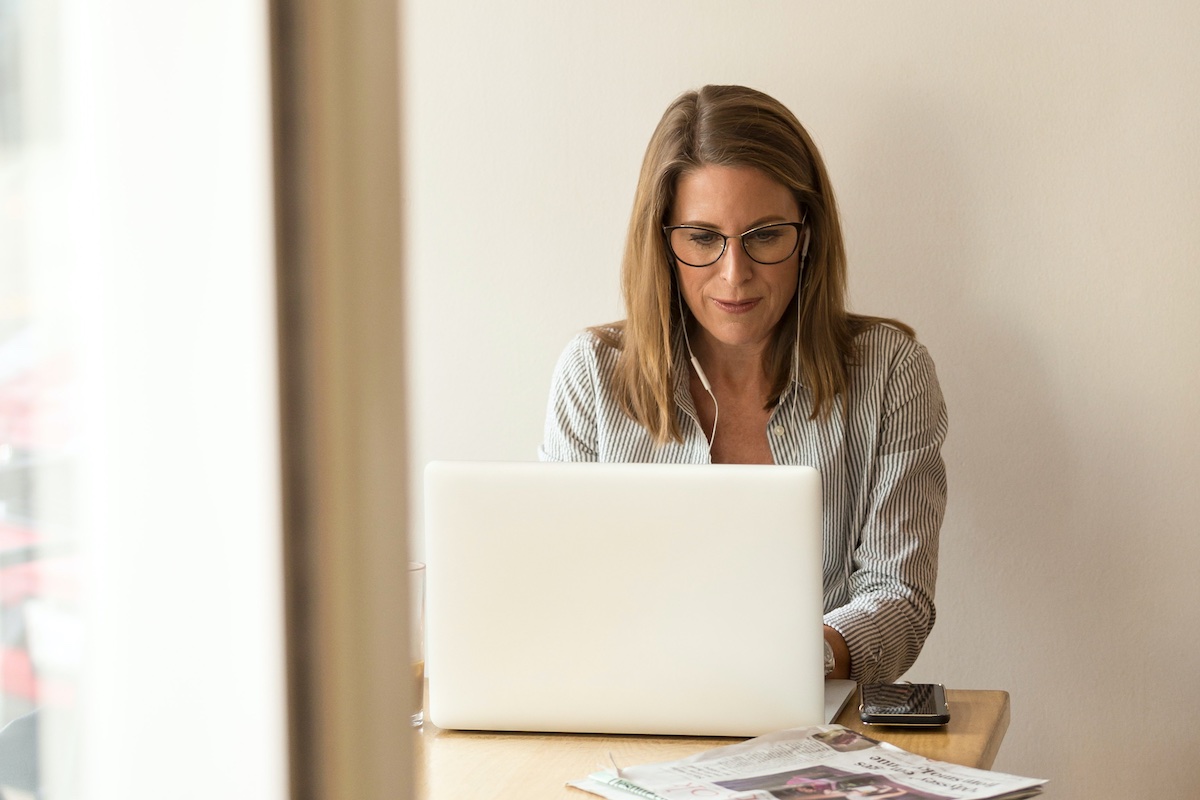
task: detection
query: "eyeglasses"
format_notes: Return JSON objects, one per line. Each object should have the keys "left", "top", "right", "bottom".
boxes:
{"left": 662, "top": 221, "right": 805, "bottom": 268}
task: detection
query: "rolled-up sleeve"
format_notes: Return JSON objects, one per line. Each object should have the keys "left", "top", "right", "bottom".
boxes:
{"left": 823, "top": 343, "right": 948, "bottom": 684}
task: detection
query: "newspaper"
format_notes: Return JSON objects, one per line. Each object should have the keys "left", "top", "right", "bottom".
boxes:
{"left": 569, "top": 725, "right": 1045, "bottom": 800}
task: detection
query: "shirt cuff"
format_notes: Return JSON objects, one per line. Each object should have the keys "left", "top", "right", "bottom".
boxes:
{"left": 823, "top": 605, "right": 884, "bottom": 684}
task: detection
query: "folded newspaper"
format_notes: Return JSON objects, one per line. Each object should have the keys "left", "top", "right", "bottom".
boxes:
{"left": 570, "top": 725, "right": 1045, "bottom": 800}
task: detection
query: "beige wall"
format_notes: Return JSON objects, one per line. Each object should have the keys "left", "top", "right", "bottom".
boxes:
{"left": 403, "top": 2, "right": 1200, "bottom": 795}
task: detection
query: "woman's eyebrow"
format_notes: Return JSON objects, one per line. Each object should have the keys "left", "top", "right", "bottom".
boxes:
{"left": 673, "top": 215, "right": 793, "bottom": 231}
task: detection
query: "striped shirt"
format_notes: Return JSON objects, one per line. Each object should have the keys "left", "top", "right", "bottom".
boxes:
{"left": 538, "top": 323, "right": 948, "bottom": 684}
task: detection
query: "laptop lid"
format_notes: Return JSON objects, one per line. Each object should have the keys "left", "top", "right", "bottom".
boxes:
{"left": 424, "top": 461, "right": 831, "bottom": 737}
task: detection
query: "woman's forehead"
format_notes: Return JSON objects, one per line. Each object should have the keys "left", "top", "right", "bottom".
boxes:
{"left": 670, "top": 164, "right": 799, "bottom": 228}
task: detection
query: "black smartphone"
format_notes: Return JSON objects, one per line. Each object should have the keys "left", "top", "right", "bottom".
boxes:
{"left": 859, "top": 682, "right": 950, "bottom": 727}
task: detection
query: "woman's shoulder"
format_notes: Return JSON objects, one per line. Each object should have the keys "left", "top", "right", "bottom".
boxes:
{"left": 553, "top": 323, "right": 625, "bottom": 373}
{"left": 567, "top": 323, "right": 625, "bottom": 357}
{"left": 846, "top": 319, "right": 946, "bottom": 424}
{"left": 850, "top": 319, "right": 936, "bottom": 373}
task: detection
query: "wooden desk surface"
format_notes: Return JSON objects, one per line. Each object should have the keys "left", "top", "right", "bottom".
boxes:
{"left": 415, "top": 688, "right": 1010, "bottom": 799}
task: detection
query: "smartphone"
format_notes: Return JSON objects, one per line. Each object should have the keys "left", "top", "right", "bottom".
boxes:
{"left": 859, "top": 682, "right": 950, "bottom": 727}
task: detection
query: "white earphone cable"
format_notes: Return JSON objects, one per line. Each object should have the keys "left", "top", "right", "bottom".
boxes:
{"left": 677, "top": 285, "right": 718, "bottom": 452}
{"left": 677, "top": 216, "right": 809, "bottom": 455}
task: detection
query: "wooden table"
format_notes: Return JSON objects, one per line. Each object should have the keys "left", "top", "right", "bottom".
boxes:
{"left": 415, "top": 689, "right": 1010, "bottom": 799}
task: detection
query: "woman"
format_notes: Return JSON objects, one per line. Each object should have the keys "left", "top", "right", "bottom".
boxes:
{"left": 539, "top": 85, "right": 947, "bottom": 685}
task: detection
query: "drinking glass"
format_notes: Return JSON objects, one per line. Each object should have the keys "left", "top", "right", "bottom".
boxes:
{"left": 409, "top": 561, "right": 425, "bottom": 727}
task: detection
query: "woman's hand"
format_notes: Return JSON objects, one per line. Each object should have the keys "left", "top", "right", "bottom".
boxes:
{"left": 823, "top": 625, "right": 851, "bottom": 680}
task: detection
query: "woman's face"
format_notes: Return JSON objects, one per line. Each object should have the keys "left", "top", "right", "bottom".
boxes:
{"left": 669, "top": 164, "right": 802, "bottom": 358}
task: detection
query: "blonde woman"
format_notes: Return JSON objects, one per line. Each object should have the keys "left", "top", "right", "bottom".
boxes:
{"left": 540, "top": 85, "right": 947, "bottom": 685}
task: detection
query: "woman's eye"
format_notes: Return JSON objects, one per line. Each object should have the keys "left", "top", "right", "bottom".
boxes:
{"left": 688, "top": 232, "right": 720, "bottom": 246}
{"left": 749, "top": 230, "right": 782, "bottom": 243}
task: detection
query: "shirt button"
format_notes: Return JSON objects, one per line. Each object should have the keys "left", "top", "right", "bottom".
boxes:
{"left": 772, "top": 425, "right": 786, "bottom": 436}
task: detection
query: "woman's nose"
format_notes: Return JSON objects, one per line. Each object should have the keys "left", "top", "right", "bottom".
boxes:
{"left": 716, "top": 236, "right": 755, "bottom": 285}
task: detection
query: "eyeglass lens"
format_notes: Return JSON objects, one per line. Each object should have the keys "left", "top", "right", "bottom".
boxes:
{"left": 668, "top": 224, "right": 799, "bottom": 267}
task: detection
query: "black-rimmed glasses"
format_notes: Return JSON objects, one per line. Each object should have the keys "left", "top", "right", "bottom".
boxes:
{"left": 663, "top": 221, "right": 804, "bottom": 268}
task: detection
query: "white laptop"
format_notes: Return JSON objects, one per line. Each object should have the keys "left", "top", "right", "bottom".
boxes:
{"left": 423, "top": 461, "right": 855, "bottom": 737}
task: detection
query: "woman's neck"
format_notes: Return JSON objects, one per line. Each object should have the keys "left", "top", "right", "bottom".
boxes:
{"left": 688, "top": 328, "right": 772, "bottom": 397}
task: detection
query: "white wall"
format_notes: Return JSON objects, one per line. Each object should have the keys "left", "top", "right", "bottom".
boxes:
{"left": 403, "top": 2, "right": 1200, "bottom": 795}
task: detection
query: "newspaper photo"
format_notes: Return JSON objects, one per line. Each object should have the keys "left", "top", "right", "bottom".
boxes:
{"left": 569, "top": 725, "right": 1045, "bottom": 800}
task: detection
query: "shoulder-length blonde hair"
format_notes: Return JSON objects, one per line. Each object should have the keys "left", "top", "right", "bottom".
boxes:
{"left": 597, "top": 84, "right": 910, "bottom": 444}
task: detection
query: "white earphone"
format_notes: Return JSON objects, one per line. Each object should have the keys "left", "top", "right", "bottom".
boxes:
{"left": 675, "top": 214, "right": 812, "bottom": 452}
{"left": 678, "top": 286, "right": 718, "bottom": 449}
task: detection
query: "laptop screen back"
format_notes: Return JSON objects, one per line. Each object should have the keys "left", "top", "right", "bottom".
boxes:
{"left": 424, "top": 461, "right": 825, "bottom": 737}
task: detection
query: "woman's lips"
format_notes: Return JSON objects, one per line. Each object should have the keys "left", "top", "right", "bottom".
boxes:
{"left": 712, "top": 298, "right": 761, "bottom": 314}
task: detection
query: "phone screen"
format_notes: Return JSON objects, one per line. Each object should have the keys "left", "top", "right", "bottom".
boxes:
{"left": 862, "top": 683, "right": 941, "bottom": 715}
